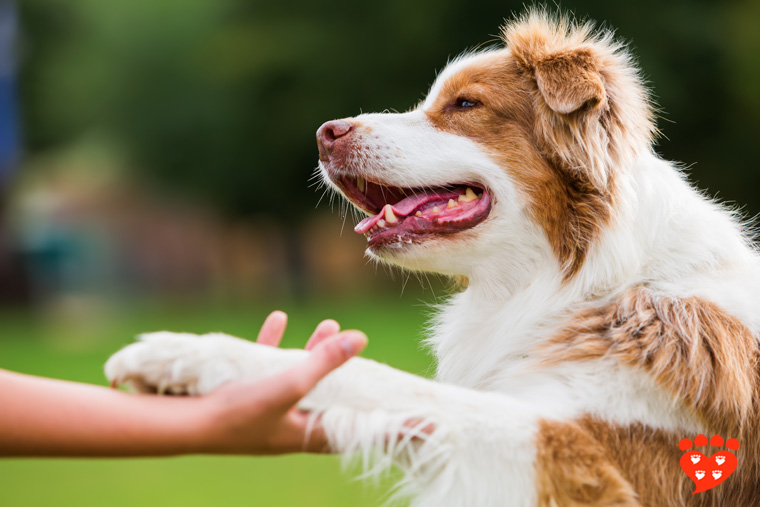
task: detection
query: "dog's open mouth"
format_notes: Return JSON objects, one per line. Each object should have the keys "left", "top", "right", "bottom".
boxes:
{"left": 334, "top": 175, "right": 492, "bottom": 248}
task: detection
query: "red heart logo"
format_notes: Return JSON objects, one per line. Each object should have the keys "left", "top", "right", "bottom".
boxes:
{"left": 679, "top": 435, "right": 740, "bottom": 494}
{"left": 680, "top": 450, "right": 737, "bottom": 494}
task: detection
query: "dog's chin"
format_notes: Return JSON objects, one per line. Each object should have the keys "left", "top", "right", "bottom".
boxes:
{"left": 365, "top": 221, "right": 482, "bottom": 275}
{"left": 364, "top": 231, "right": 478, "bottom": 274}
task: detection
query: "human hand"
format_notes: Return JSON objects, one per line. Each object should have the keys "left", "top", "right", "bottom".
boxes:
{"left": 0, "top": 312, "right": 365, "bottom": 458}
{"left": 194, "top": 312, "right": 367, "bottom": 455}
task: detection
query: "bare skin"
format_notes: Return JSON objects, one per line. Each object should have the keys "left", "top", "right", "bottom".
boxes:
{"left": 0, "top": 311, "right": 367, "bottom": 457}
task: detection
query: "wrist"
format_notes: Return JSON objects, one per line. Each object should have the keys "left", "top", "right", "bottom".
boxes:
{"left": 179, "top": 396, "right": 225, "bottom": 454}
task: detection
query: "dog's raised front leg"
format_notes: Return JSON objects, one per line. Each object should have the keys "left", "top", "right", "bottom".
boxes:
{"left": 105, "top": 332, "right": 638, "bottom": 507}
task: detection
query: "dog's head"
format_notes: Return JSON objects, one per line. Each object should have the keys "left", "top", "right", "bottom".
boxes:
{"left": 318, "top": 11, "right": 656, "bottom": 282}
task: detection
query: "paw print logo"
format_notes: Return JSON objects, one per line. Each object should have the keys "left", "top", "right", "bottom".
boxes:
{"left": 679, "top": 434, "right": 740, "bottom": 494}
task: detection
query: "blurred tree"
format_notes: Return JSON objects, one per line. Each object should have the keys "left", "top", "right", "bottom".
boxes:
{"left": 16, "top": 0, "right": 760, "bottom": 220}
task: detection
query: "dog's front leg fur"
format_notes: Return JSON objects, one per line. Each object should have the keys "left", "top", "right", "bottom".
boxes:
{"left": 106, "top": 331, "right": 548, "bottom": 507}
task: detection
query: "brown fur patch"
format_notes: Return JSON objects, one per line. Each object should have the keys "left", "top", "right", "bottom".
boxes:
{"left": 534, "top": 49, "right": 606, "bottom": 115}
{"left": 579, "top": 417, "right": 760, "bottom": 507}
{"left": 576, "top": 418, "right": 688, "bottom": 507}
{"left": 535, "top": 418, "right": 642, "bottom": 506}
{"left": 547, "top": 287, "right": 757, "bottom": 434}
{"left": 423, "top": 52, "right": 614, "bottom": 278}
{"left": 539, "top": 287, "right": 760, "bottom": 505}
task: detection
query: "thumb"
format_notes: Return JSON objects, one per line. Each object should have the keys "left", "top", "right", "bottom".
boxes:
{"left": 262, "top": 330, "right": 367, "bottom": 411}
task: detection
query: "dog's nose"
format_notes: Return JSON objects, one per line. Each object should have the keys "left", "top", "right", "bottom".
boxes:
{"left": 317, "top": 120, "right": 353, "bottom": 162}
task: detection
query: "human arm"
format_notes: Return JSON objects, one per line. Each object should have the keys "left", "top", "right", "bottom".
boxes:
{"left": 0, "top": 313, "right": 367, "bottom": 457}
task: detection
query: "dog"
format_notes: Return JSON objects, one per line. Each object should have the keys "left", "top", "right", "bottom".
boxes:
{"left": 106, "top": 10, "right": 760, "bottom": 507}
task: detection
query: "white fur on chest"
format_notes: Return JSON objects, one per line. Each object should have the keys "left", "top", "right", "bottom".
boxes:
{"left": 430, "top": 285, "right": 704, "bottom": 436}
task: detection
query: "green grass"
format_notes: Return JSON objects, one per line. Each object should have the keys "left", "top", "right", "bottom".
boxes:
{"left": 0, "top": 294, "right": 438, "bottom": 506}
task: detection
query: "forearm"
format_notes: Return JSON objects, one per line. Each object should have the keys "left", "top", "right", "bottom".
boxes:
{"left": 0, "top": 369, "right": 209, "bottom": 457}
{"left": 0, "top": 321, "right": 367, "bottom": 458}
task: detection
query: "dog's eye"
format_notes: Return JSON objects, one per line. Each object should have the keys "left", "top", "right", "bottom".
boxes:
{"left": 454, "top": 98, "right": 479, "bottom": 110}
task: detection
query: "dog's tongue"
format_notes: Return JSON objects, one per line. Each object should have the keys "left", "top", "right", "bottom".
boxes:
{"left": 354, "top": 189, "right": 460, "bottom": 234}
{"left": 391, "top": 192, "right": 438, "bottom": 216}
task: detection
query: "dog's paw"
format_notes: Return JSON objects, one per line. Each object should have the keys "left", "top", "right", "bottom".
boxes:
{"left": 105, "top": 331, "right": 254, "bottom": 395}
{"left": 695, "top": 470, "right": 705, "bottom": 480}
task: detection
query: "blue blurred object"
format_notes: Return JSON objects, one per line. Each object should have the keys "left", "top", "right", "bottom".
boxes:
{"left": 0, "top": 0, "right": 19, "bottom": 190}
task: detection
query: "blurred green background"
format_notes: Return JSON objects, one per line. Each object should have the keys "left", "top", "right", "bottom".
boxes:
{"left": 0, "top": 0, "right": 758, "bottom": 505}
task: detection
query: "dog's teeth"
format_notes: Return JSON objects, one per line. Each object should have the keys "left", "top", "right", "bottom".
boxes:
{"left": 357, "top": 176, "right": 366, "bottom": 193}
{"left": 415, "top": 211, "right": 422, "bottom": 217}
{"left": 459, "top": 187, "right": 478, "bottom": 203}
{"left": 447, "top": 199, "right": 458, "bottom": 209}
{"left": 384, "top": 204, "right": 398, "bottom": 224}
{"left": 432, "top": 206, "right": 440, "bottom": 213}
{"left": 378, "top": 219, "right": 386, "bottom": 228}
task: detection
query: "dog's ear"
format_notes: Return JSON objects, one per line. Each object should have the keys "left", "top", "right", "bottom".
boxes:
{"left": 511, "top": 41, "right": 612, "bottom": 189}
{"left": 503, "top": 12, "right": 656, "bottom": 192}
{"left": 505, "top": 19, "right": 612, "bottom": 189}
{"left": 533, "top": 49, "right": 606, "bottom": 115}
{"left": 503, "top": 13, "right": 607, "bottom": 115}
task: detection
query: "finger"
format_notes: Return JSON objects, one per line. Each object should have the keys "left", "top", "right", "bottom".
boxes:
{"left": 262, "top": 330, "right": 367, "bottom": 411}
{"left": 305, "top": 319, "right": 341, "bottom": 351}
{"left": 256, "top": 311, "right": 288, "bottom": 347}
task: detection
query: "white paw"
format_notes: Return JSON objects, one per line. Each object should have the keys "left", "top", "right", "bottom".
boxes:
{"left": 712, "top": 470, "right": 722, "bottom": 480}
{"left": 715, "top": 456, "right": 726, "bottom": 465}
{"left": 105, "top": 331, "right": 259, "bottom": 395}
{"left": 690, "top": 454, "right": 701, "bottom": 464}
{"left": 695, "top": 470, "right": 705, "bottom": 480}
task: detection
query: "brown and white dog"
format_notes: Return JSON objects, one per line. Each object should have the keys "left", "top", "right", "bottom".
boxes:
{"left": 106, "top": 11, "right": 760, "bottom": 506}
